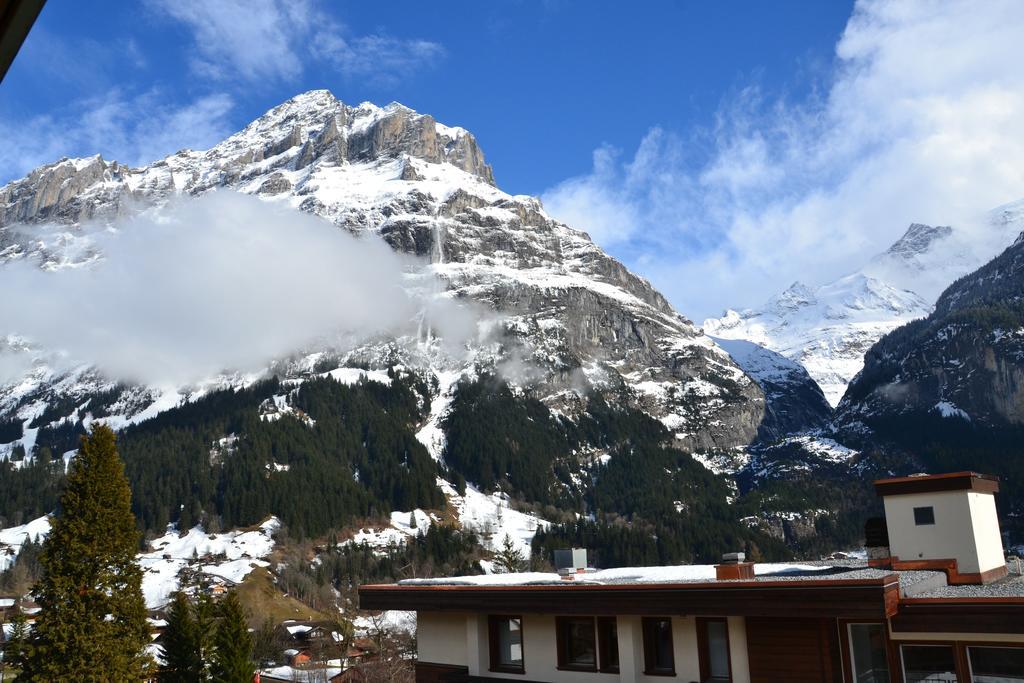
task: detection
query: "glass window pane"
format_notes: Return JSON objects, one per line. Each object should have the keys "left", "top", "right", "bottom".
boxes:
{"left": 849, "top": 624, "right": 891, "bottom": 683}
{"left": 560, "top": 618, "right": 596, "bottom": 668}
{"left": 902, "top": 645, "right": 956, "bottom": 683}
{"left": 598, "top": 617, "right": 619, "bottom": 671}
{"left": 654, "top": 619, "right": 674, "bottom": 671}
{"left": 498, "top": 617, "right": 523, "bottom": 668}
{"left": 969, "top": 646, "right": 1024, "bottom": 682}
{"left": 707, "top": 620, "right": 731, "bottom": 678}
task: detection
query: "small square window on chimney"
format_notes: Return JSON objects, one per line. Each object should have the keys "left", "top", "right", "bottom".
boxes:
{"left": 913, "top": 506, "right": 935, "bottom": 526}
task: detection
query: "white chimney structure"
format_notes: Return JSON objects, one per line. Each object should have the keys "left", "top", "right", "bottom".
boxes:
{"left": 874, "top": 471, "right": 1007, "bottom": 584}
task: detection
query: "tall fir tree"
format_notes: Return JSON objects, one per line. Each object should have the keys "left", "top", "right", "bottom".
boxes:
{"left": 159, "top": 592, "right": 205, "bottom": 682}
{"left": 493, "top": 534, "right": 528, "bottom": 573}
{"left": 19, "top": 424, "right": 152, "bottom": 681}
{"left": 211, "top": 591, "right": 254, "bottom": 683}
{"left": 5, "top": 610, "right": 30, "bottom": 670}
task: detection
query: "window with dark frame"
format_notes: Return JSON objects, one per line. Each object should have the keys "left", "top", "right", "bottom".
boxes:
{"left": 488, "top": 615, "right": 524, "bottom": 673}
{"left": 913, "top": 506, "right": 935, "bottom": 525}
{"left": 642, "top": 617, "right": 675, "bottom": 675}
{"left": 900, "top": 644, "right": 956, "bottom": 683}
{"left": 967, "top": 646, "right": 1024, "bottom": 682}
{"left": 555, "top": 617, "right": 620, "bottom": 673}
{"left": 697, "top": 617, "right": 732, "bottom": 682}
{"left": 597, "top": 617, "right": 620, "bottom": 673}
{"left": 556, "top": 617, "right": 597, "bottom": 671}
{"left": 846, "top": 623, "right": 891, "bottom": 683}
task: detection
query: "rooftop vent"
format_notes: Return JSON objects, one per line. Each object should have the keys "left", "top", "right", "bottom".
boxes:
{"left": 554, "top": 548, "right": 588, "bottom": 578}
{"left": 715, "top": 552, "right": 754, "bottom": 580}
{"left": 872, "top": 471, "right": 1006, "bottom": 584}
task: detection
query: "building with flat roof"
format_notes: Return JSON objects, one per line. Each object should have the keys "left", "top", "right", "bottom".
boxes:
{"left": 359, "top": 472, "right": 1024, "bottom": 683}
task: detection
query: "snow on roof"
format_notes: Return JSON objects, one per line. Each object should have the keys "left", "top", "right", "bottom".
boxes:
{"left": 398, "top": 563, "right": 834, "bottom": 587}
{"left": 0, "top": 598, "right": 16, "bottom": 608}
{"left": 285, "top": 624, "right": 313, "bottom": 635}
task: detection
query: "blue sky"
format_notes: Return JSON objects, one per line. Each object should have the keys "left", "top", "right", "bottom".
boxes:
{"left": 3, "top": 0, "right": 1024, "bottom": 319}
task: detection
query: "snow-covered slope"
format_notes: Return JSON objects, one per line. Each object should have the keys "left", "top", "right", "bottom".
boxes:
{"left": 0, "top": 515, "right": 279, "bottom": 608}
{"left": 711, "top": 337, "right": 832, "bottom": 439}
{"left": 705, "top": 215, "right": 1024, "bottom": 406}
{"left": 0, "top": 89, "right": 771, "bottom": 463}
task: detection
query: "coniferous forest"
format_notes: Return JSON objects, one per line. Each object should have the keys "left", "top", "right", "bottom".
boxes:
{"left": 0, "top": 370, "right": 832, "bottom": 574}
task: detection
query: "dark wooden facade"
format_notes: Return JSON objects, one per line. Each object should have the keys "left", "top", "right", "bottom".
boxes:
{"left": 746, "top": 617, "right": 843, "bottom": 683}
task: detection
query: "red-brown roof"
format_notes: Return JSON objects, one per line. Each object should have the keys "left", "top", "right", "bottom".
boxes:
{"left": 874, "top": 471, "right": 999, "bottom": 497}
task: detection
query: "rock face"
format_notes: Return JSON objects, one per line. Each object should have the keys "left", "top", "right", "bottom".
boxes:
{"left": 838, "top": 232, "right": 1024, "bottom": 428}
{"left": 0, "top": 89, "right": 777, "bottom": 462}
{"left": 712, "top": 338, "right": 832, "bottom": 441}
{"left": 705, "top": 213, "right": 1024, "bottom": 406}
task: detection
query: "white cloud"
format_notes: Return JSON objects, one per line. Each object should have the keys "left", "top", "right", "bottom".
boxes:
{"left": 543, "top": 0, "right": 1024, "bottom": 320}
{"left": 0, "top": 91, "right": 234, "bottom": 183}
{"left": 312, "top": 33, "right": 446, "bottom": 88}
{"left": 0, "top": 192, "right": 469, "bottom": 385}
{"left": 149, "top": 0, "right": 444, "bottom": 87}
{"left": 149, "top": 0, "right": 312, "bottom": 83}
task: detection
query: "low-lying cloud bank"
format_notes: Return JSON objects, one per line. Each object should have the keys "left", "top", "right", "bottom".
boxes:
{"left": 0, "top": 191, "right": 472, "bottom": 385}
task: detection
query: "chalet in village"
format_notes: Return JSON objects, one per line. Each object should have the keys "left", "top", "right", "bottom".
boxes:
{"left": 360, "top": 471, "right": 1024, "bottom": 683}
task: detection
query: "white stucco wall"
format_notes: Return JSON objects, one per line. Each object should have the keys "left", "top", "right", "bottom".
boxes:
{"left": 883, "top": 489, "right": 1004, "bottom": 574}
{"left": 968, "top": 491, "right": 1007, "bottom": 574}
{"left": 728, "top": 616, "right": 751, "bottom": 683}
{"left": 417, "top": 612, "right": 469, "bottom": 666}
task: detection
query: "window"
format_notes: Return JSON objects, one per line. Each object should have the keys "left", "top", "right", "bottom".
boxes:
{"left": 968, "top": 646, "right": 1024, "bottom": 682}
{"left": 556, "top": 617, "right": 597, "bottom": 671}
{"left": 913, "top": 506, "right": 935, "bottom": 525}
{"left": 901, "top": 644, "right": 956, "bottom": 683}
{"left": 555, "top": 617, "right": 619, "bottom": 672}
{"left": 698, "top": 617, "right": 732, "bottom": 682}
{"left": 597, "top": 617, "right": 619, "bottom": 673}
{"left": 488, "top": 615, "right": 524, "bottom": 673}
{"left": 847, "top": 623, "right": 890, "bottom": 683}
{"left": 642, "top": 617, "right": 675, "bottom": 675}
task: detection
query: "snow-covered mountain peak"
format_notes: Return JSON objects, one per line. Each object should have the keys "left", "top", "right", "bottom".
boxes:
{"left": 772, "top": 282, "right": 817, "bottom": 311}
{"left": 706, "top": 206, "right": 1024, "bottom": 407}
{"left": 0, "top": 89, "right": 786, "bottom": 462}
{"left": 883, "top": 223, "right": 953, "bottom": 261}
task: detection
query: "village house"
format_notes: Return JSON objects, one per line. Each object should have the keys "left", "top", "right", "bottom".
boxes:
{"left": 360, "top": 471, "right": 1024, "bottom": 683}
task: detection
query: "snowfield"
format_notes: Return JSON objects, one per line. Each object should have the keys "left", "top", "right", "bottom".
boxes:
{"left": 344, "top": 478, "right": 549, "bottom": 564}
{"left": 0, "top": 515, "right": 280, "bottom": 608}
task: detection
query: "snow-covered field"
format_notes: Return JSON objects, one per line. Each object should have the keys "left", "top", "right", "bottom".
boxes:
{"left": 0, "top": 515, "right": 279, "bottom": 608}
{"left": 344, "top": 478, "right": 549, "bottom": 564}
{"left": 0, "top": 515, "right": 50, "bottom": 572}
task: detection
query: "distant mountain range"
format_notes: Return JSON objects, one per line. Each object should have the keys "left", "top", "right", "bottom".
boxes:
{"left": 705, "top": 207, "right": 1024, "bottom": 405}
{"left": 3, "top": 89, "right": 1024, "bottom": 564}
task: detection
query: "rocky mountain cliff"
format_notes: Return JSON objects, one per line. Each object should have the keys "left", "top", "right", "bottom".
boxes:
{"left": 705, "top": 213, "right": 1024, "bottom": 406}
{"left": 830, "top": 233, "right": 1024, "bottom": 530}
{"left": 0, "top": 89, "right": 830, "bottom": 477}
{"left": 838, "top": 232, "right": 1024, "bottom": 429}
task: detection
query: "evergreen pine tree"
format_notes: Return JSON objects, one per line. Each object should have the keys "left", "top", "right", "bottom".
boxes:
{"left": 493, "top": 535, "right": 528, "bottom": 573}
{"left": 19, "top": 424, "right": 152, "bottom": 681}
{"left": 159, "top": 592, "right": 205, "bottom": 682}
{"left": 210, "top": 592, "right": 253, "bottom": 683}
{"left": 5, "top": 610, "right": 30, "bottom": 670}
{"left": 193, "top": 592, "right": 217, "bottom": 675}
